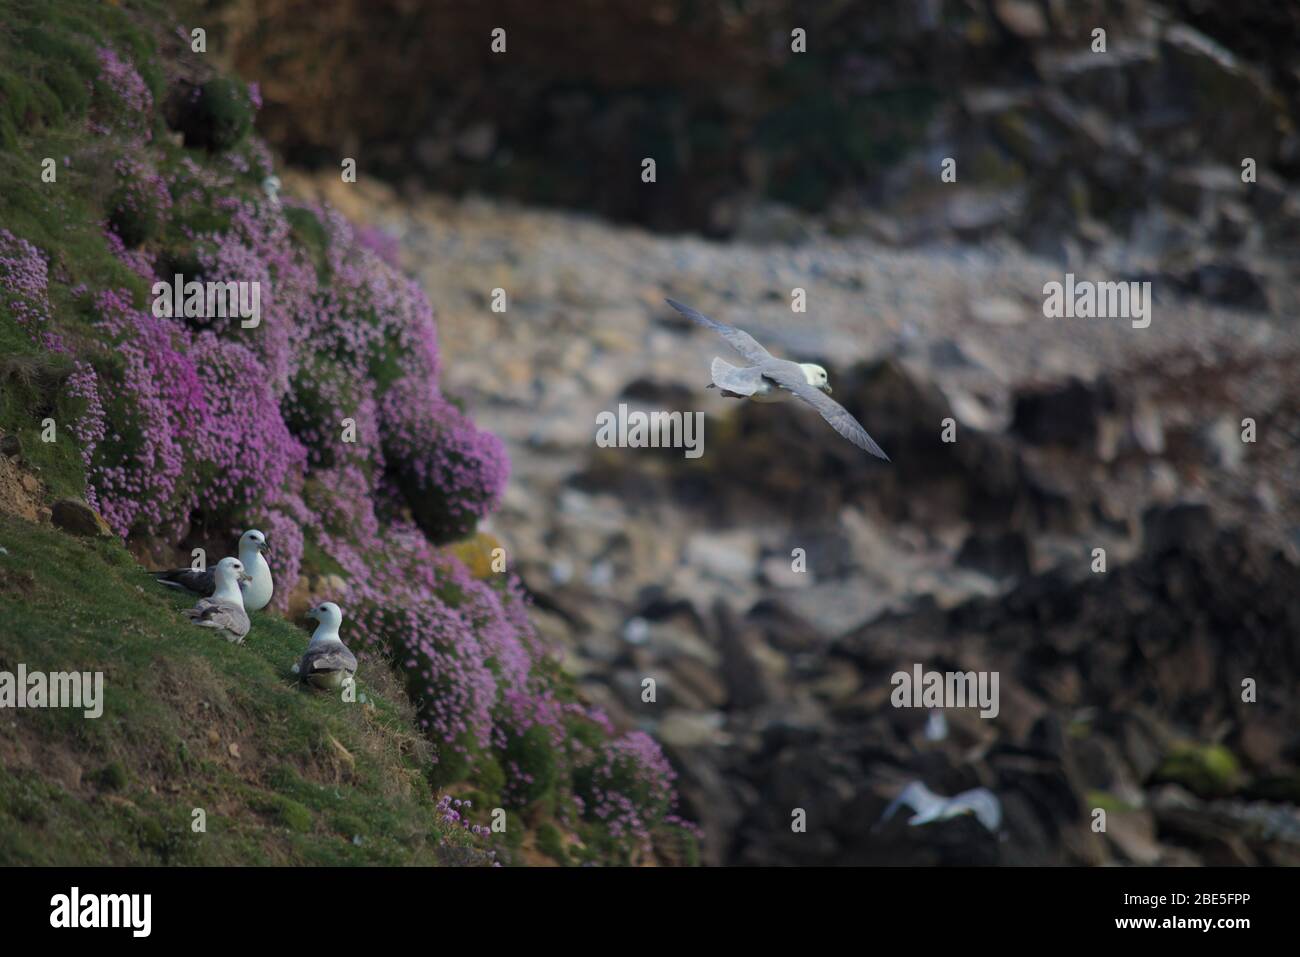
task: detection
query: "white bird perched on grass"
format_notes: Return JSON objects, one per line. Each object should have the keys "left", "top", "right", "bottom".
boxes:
{"left": 296, "top": 602, "right": 357, "bottom": 691}
{"left": 153, "top": 529, "right": 274, "bottom": 612}
{"left": 876, "top": 781, "right": 1002, "bottom": 833}
{"left": 182, "top": 557, "right": 251, "bottom": 644}
{"left": 665, "top": 297, "right": 890, "bottom": 460}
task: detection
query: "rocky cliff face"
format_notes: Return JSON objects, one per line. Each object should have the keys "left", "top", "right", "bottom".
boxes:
{"left": 295, "top": 172, "right": 1300, "bottom": 865}
{"left": 211, "top": 0, "right": 1300, "bottom": 866}
{"left": 220, "top": 0, "right": 1299, "bottom": 316}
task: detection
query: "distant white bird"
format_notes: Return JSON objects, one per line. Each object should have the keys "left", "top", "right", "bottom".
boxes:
{"left": 183, "top": 557, "right": 251, "bottom": 644}
{"left": 924, "top": 710, "right": 949, "bottom": 742}
{"left": 666, "top": 298, "right": 889, "bottom": 460}
{"left": 297, "top": 602, "right": 357, "bottom": 691}
{"left": 261, "top": 174, "right": 282, "bottom": 206}
{"left": 154, "top": 529, "right": 274, "bottom": 612}
{"left": 877, "top": 781, "right": 1002, "bottom": 832}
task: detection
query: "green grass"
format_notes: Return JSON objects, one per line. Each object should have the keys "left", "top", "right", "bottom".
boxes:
{"left": 0, "top": 352, "right": 91, "bottom": 502}
{"left": 0, "top": 514, "right": 475, "bottom": 864}
{"left": 0, "top": 0, "right": 161, "bottom": 263}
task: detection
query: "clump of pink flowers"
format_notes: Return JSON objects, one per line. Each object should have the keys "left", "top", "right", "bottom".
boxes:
{"left": 0, "top": 229, "right": 55, "bottom": 340}
{"left": 107, "top": 155, "right": 172, "bottom": 249}
{"left": 380, "top": 384, "right": 510, "bottom": 543}
{"left": 91, "top": 47, "right": 153, "bottom": 141}
{"left": 3, "top": 40, "right": 698, "bottom": 861}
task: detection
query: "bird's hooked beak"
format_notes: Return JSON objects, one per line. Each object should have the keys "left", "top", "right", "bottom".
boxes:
{"left": 238, "top": 570, "right": 253, "bottom": 583}
{"left": 820, "top": 383, "right": 833, "bottom": 395}
{"left": 258, "top": 540, "right": 271, "bottom": 555}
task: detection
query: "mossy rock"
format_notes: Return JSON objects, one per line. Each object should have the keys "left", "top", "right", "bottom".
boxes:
{"left": 1151, "top": 743, "right": 1242, "bottom": 798}
{"left": 1085, "top": 789, "right": 1139, "bottom": 814}
{"left": 450, "top": 532, "right": 505, "bottom": 580}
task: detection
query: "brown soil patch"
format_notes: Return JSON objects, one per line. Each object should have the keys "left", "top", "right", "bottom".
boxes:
{"left": 0, "top": 446, "right": 44, "bottom": 523}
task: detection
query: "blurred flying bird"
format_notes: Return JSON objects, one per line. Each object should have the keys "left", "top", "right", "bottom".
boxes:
{"left": 876, "top": 781, "right": 1002, "bottom": 833}
{"left": 665, "top": 298, "right": 889, "bottom": 460}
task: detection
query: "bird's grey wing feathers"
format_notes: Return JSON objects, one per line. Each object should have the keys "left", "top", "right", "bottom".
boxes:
{"left": 950, "top": 788, "right": 1002, "bottom": 832}
{"left": 666, "top": 298, "right": 772, "bottom": 364}
{"left": 760, "top": 363, "right": 890, "bottom": 461}
{"left": 154, "top": 566, "right": 216, "bottom": 595}
{"left": 301, "top": 642, "right": 357, "bottom": 677}
{"left": 186, "top": 599, "right": 249, "bottom": 639}
{"left": 710, "top": 357, "right": 763, "bottom": 396}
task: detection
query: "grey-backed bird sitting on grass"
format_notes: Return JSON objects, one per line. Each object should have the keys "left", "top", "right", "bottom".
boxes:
{"left": 183, "top": 556, "right": 251, "bottom": 644}
{"left": 153, "top": 529, "right": 274, "bottom": 611}
{"left": 296, "top": 602, "right": 357, "bottom": 691}
{"left": 665, "top": 297, "right": 889, "bottom": 460}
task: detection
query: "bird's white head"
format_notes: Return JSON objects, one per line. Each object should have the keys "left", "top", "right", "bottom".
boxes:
{"left": 216, "top": 556, "right": 251, "bottom": 585}
{"left": 307, "top": 601, "right": 343, "bottom": 631}
{"left": 239, "top": 529, "right": 270, "bottom": 556}
{"left": 800, "top": 363, "right": 832, "bottom": 394}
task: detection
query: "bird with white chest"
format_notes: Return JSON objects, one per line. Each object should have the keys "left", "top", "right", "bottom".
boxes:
{"left": 153, "top": 529, "right": 274, "bottom": 612}
{"left": 665, "top": 297, "right": 890, "bottom": 460}
{"left": 182, "top": 557, "right": 252, "bottom": 644}
{"left": 296, "top": 602, "right": 358, "bottom": 691}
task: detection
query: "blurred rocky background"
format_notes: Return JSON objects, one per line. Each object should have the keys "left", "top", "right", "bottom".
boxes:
{"left": 209, "top": 0, "right": 1300, "bottom": 864}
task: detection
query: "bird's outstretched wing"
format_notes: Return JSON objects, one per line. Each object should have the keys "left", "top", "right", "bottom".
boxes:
{"left": 948, "top": 788, "right": 1002, "bottom": 832}
{"left": 665, "top": 298, "right": 773, "bottom": 365}
{"left": 878, "top": 782, "right": 940, "bottom": 829}
{"left": 760, "top": 363, "right": 890, "bottom": 461}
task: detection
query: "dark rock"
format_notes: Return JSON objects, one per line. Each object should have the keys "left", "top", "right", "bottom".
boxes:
{"left": 745, "top": 598, "right": 828, "bottom": 655}
{"left": 955, "top": 528, "right": 1032, "bottom": 580}
{"left": 1010, "top": 377, "right": 1119, "bottom": 447}
{"left": 1182, "top": 261, "right": 1271, "bottom": 311}
{"left": 1140, "top": 501, "right": 1215, "bottom": 557}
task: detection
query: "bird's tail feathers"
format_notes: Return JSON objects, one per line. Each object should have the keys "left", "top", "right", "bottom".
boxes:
{"left": 711, "top": 356, "right": 740, "bottom": 376}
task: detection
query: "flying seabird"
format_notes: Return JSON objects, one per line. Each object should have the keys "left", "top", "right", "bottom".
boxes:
{"left": 153, "top": 529, "right": 274, "bottom": 612}
{"left": 876, "top": 781, "right": 1002, "bottom": 833}
{"left": 296, "top": 602, "right": 357, "bottom": 691}
{"left": 665, "top": 298, "right": 889, "bottom": 460}
{"left": 182, "top": 557, "right": 252, "bottom": 644}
